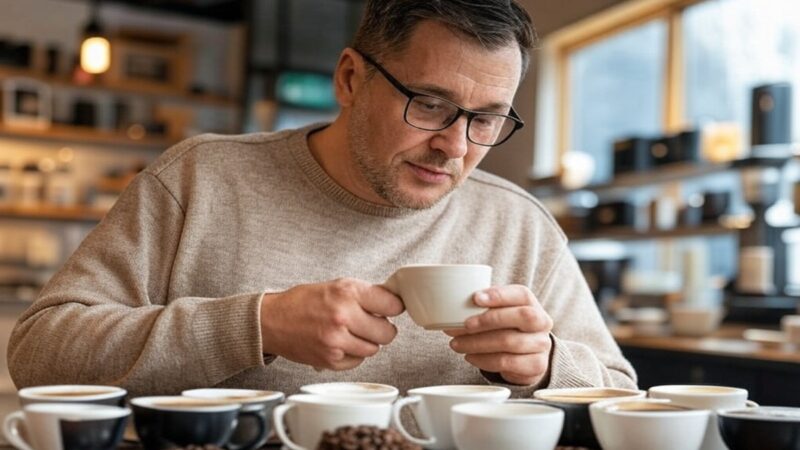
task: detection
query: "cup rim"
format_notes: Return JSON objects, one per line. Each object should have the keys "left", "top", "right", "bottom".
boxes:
{"left": 131, "top": 396, "right": 241, "bottom": 412}
{"left": 407, "top": 385, "right": 511, "bottom": 397}
{"left": 299, "top": 382, "right": 398, "bottom": 397}
{"left": 718, "top": 406, "right": 800, "bottom": 422}
{"left": 599, "top": 399, "right": 709, "bottom": 417}
{"left": 181, "top": 388, "right": 284, "bottom": 404}
{"left": 648, "top": 385, "right": 748, "bottom": 397}
{"left": 452, "top": 401, "right": 564, "bottom": 420}
{"left": 24, "top": 402, "right": 131, "bottom": 420}
{"left": 286, "top": 394, "right": 394, "bottom": 409}
{"left": 19, "top": 385, "right": 126, "bottom": 401}
{"left": 533, "top": 387, "right": 645, "bottom": 404}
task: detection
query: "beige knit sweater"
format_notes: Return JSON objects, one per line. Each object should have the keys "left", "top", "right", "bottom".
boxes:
{"left": 8, "top": 125, "right": 636, "bottom": 398}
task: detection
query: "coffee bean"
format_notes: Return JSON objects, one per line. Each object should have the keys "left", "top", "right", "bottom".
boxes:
{"left": 317, "top": 425, "right": 421, "bottom": 450}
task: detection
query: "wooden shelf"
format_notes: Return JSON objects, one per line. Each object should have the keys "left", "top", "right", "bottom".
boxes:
{"left": 530, "top": 162, "right": 735, "bottom": 197}
{"left": 0, "top": 66, "right": 239, "bottom": 108}
{"left": 0, "top": 123, "right": 175, "bottom": 150}
{"left": 0, "top": 204, "right": 106, "bottom": 222}
{"left": 567, "top": 224, "right": 736, "bottom": 242}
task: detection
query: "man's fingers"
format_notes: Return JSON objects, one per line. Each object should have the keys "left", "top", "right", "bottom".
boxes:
{"left": 360, "top": 286, "right": 405, "bottom": 317}
{"left": 472, "top": 285, "right": 536, "bottom": 308}
{"left": 449, "top": 329, "right": 550, "bottom": 355}
{"left": 464, "top": 305, "right": 552, "bottom": 333}
{"left": 464, "top": 352, "right": 549, "bottom": 378}
{"left": 349, "top": 312, "right": 398, "bottom": 346}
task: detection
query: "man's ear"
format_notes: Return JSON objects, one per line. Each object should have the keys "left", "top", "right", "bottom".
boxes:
{"left": 333, "top": 48, "right": 366, "bottom": 108}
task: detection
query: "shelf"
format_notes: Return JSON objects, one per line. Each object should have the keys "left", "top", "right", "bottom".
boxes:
{"left": 0, "top": 123, "right": 175, "bottom": 150}
{"left": 0, "top": 204, "right": 106, "bottom": 222}
{"left": 0, "top": 66, "right": 240, "bottom": 108}
{"left": 567, "top": 224, "right": 736, "bottom": 242}
{"left": 530, "top": 162, "right": 735, "bottom": 197}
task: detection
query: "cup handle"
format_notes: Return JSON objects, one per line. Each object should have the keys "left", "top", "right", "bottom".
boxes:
{"left": 273, "top": 403, "right": 306, "bottom": 450}
{"left": 391, "top": 396, "right": 436, "bottom": 447}
{"left": 381, "top": 274, "right": 399, "bottom": 296}
{"left": 226, "top": 408, "right": 269, "bottom": 450}
{"left": 745, "top": 400, "right": 759, "bottom": 407}
{"left": 3, "top": 411, "right": 33, "bottom": 450}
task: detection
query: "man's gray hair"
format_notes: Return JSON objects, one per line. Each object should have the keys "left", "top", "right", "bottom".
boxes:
{"left": 352, "top": 0, "right": 537, "bottom": 77}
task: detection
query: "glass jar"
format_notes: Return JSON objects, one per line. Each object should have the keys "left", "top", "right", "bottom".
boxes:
{"left": 18, "top": 162, "right": 43, "bottom": 206}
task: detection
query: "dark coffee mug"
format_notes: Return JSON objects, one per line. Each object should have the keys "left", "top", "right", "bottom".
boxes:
{"left": 718, "top": 406, "right": 800, "bottom": 450}
{"left": 531, "top": 387, "right": 646, "bottom": 449}
{"left": 182, "top": 388, "right": 285, "bottom": 450}
{"left": 131, "top": 396, "right": 262, "bottom": 450}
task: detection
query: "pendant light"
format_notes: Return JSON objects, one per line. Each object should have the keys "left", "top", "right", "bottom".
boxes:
{"left": 80, "top": 0, "right": 110, "bottom": 74}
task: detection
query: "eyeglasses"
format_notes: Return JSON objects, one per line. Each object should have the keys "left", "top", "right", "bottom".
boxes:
{"left": 356, "top": 50, "right": 524, "bottom": 147}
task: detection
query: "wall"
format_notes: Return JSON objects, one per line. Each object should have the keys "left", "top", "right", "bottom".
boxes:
{"left": 479, "top": 0, "right": 629, "bottom": 187}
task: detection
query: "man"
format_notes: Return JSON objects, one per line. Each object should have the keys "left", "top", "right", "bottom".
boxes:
{"left": 9, "top": 0, "right": 636, "bottom": 397}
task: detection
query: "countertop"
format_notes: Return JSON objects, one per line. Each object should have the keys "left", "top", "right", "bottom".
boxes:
{"left": 611, "top": 323, "right": 800, "bottom": 364}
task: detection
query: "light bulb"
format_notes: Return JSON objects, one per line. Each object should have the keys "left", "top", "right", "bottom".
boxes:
{"left": 80, "top": 36, "right": 110, "bottom": 74}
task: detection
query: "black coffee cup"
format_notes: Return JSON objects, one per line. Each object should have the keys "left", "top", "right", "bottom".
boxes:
{"left": 531, "top": 387, "right": 646, "bottom": 449}
{"left": 131, "top": 396, "right": 263, "bottom": 450}
{"left": 182, "top": 388, "right": 285, "bottom": 450}
{"left": 718, "top": 406, "right": 800, "bottom": 450}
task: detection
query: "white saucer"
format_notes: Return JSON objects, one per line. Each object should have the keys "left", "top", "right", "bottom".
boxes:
{"left": 743, "top": 328, "right": 786, "bottom": 346}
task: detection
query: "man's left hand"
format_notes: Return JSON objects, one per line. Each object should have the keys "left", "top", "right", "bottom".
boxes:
{"left": 445, "top": 285, "right": 553, "bottom": 386}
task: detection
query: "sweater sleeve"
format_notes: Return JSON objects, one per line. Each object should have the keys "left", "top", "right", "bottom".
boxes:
{"left": 7, "top": 172, "right": 266, "bottom": 397}
{"left": 538, "top": 246, "right": 637, "bottom": 390}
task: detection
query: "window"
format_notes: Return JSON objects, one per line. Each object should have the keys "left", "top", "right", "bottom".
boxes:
{"left": 569, "top": 20, "right": 667, "bottom": 183}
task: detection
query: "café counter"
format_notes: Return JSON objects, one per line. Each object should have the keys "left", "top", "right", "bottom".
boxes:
{"left": 611, "top": 323, "right": 800, "bottom": 406}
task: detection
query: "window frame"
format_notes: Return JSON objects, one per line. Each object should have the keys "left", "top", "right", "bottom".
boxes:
{"left": 533, "top": 0, "right": 706, "bottom": 179}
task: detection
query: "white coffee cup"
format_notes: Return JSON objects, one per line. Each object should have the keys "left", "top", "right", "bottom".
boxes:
{"left": 4, "top": 403, "right": 131, "bottom": 450}
{"left": 648, "top": 385, "right": 757, "bottom": 450}
{"left": 391, "top": 385, "right": 511, "bottom": 450}
{"left": 299, "top": 382, "right": 398, "bottom": 403}
{"left": 451, "top": 401, "right": 564, "bottom": 450}
{"left": 273, "top": 394, "right": 392, "bottom": 450}
{"left": 589, "top": 398, "right": 710, "bottom": 450}
{"left": 17, "top": 385, "right": 127, "bottom": 407}
{"left": 383, "top": 264, "right": 492, "bottom": 330}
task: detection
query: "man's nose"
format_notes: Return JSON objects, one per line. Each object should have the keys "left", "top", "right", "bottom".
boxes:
{"left": 430, "top": 116, "right": 469, "bottom": 159}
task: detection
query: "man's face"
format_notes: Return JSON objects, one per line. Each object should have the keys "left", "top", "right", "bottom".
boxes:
{"left": 347, "top": 21, "right": 522, "bottom": 209}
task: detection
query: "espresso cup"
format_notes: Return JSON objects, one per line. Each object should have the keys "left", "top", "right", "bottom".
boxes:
{"left": 383, "top": 264, "right": 492, "bottom": 330}
{"left": 131, "top": 396, "right": 245, "bottom": 450}
{"left": 718, "top": 406, "right": 800, "bottom": 450}
{"left": 3, "top": 402, "right": 130, "bottom": 450}
{"left": 649, "top": 385, "right": 757, "bottom": 450}
{"left": 391, "top": 385, "right": 511, "bottom": 450}
{"left": 532, "top": 387, "right": 646, "bottom": 448}
{"left": 589, "top": 398, "right": 710, "bottom": 450}
{"left": 18, "top": 385, "right": 127, "bottom": 407}
{"left": 273, "top": 394, "right": 392, "bottom": 450}
{"left": 451, "top": 401, "right": 564, "bottom": 450}
{"left": 299, "top": 382, "right": 398, "bottom": 403}
{"left": 182, "top": 388, "right": 285, "bottom": 450}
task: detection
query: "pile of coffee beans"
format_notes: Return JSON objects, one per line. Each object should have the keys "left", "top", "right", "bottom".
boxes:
{"left": 317, "top": 425, "right": 421, "bottom": 450}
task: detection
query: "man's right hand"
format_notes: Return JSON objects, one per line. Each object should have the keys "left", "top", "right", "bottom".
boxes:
{"left": 259, "top": 278, "right": 404, "bottom": 370}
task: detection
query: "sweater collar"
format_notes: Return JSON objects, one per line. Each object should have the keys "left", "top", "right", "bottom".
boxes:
{"left": 290, "top": 123, "right": 452, "bottom": 218}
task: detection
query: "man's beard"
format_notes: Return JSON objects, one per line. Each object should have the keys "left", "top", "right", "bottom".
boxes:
{"left": 347, "top": 102, "right": 462, "bottom": 210}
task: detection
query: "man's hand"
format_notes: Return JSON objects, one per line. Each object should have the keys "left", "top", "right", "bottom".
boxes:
{"left": 260, "top": 278, "right": 404, "bottom": 370}
{"left": 446, "top": 285, "right": 553, "bottom": 386}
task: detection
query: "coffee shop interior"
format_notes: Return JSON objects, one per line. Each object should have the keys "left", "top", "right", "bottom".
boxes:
{"left": 1, "top": 0, "right": 800, "bottom": 438}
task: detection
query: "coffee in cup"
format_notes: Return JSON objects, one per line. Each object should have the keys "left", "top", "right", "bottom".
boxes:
{"left": 183, "top": 388, "right": 285, "bottom": 450}
{"left": 299, "top": 382, "right": 398, "bottom": 403}
{"left": 383, "top": 264, "right": 492, "bottom": 330}
{"left": 3, "top": 402, "right": 130, "bottom": 450}
{"left": 131, "top": 396, "right": 248, "bottom": 450}
{"left": 533, "top": 387, "right": 645, "bottom": 448}
{"left": 273, "top": 394, "right": 392, "bottom": 450}
{"left": 590, "top": 398, "right": 710, "bottom": 450}
{"left": 18, "top": 385, "right": 127, "bottom": 407}
{"left": 649, "top": 384, "right": 756, "bottom": 450}
{"left": 391, "top": 385, "right": 510, "bottom": 450}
